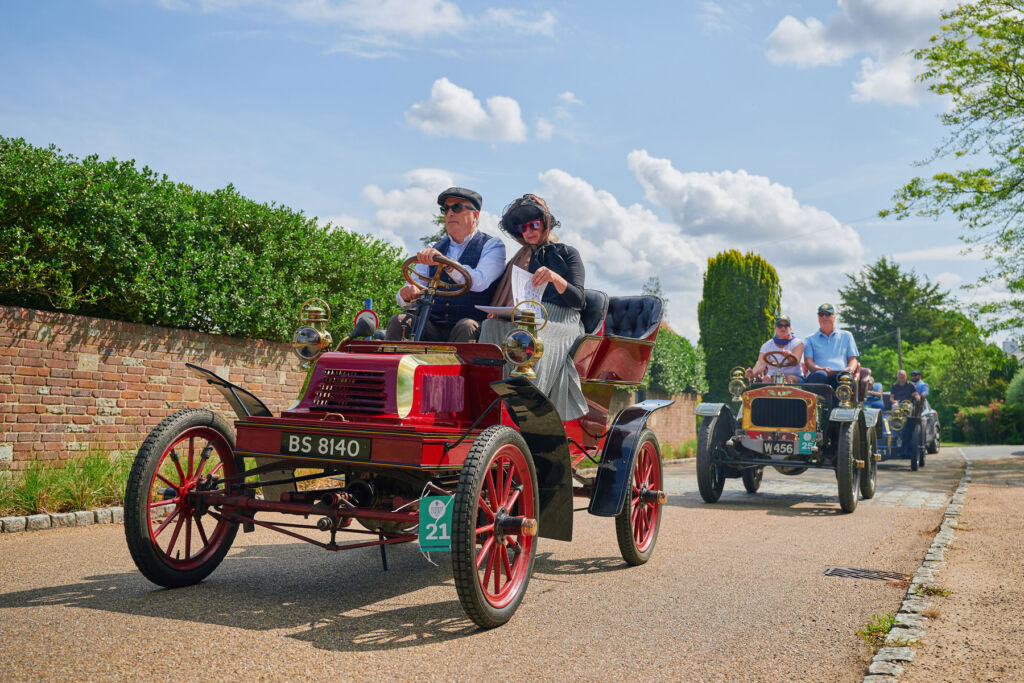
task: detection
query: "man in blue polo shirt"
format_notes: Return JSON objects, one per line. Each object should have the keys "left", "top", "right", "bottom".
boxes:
{"left": 803, "top": 303, "right": 860, "bottom": 389}
{"left": 911, "top": 370, "right": 929, "bottom": 399}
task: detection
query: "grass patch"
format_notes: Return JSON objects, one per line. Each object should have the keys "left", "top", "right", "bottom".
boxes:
{"left": 0, "top": 448, "right": 134, "bottom": 516}
{"left": 663, "top": 438, "right": 697, "bottom": 460}
{"left": 915, "top": 583, "right": 952, "bottom": 597}
{"left": 856, "top": 613, "right": 895, "bottom": 647}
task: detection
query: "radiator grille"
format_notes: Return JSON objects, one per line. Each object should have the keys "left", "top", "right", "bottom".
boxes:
{"left": 310, "top": 369, "right": 387, "bottom": 413}
{"left": 749, "top": 397, "right": 806, "bottom": 429}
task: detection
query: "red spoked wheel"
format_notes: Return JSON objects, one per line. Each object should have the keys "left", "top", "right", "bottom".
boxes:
{"left": 452, "top": 425, "right": 538, "bottom": 629}
{"left": 125, "top": 409, "right": 241, "bottom": 587}
{"left": 615, "top": 429, "right": 664, "bottom": 565}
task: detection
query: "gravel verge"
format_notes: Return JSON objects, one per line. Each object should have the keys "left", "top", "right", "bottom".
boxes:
{"left": 862, "top": 450, "right": 971, "bottom": 682}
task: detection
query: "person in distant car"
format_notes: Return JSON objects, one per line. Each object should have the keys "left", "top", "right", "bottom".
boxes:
{"left": 747, "top": 314, "right": 803, "bottom": 384}
{"left": 891, "top": 369, "right": 921, "bottom": 404}
{"left": 803, "top": 303, "right": 860, "bottom": 389}
{"left": 911, "top": 370, "right": 929, "bottom": 400}
{"left": 865, "top": 381, "right": 886, "bottom": 410}
{"left": 385, "top": 187, "right": 506, "bottom": 343}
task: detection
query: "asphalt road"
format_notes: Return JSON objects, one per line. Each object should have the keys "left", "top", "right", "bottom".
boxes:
{"left": 0, "top": 448, "right": 965, "bottom": 682}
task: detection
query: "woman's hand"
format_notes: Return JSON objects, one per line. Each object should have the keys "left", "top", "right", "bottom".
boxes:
{"left": 532, "top": 266, "right": 567, "bottom": 293}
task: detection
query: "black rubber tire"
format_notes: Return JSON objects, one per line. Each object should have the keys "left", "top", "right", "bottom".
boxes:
{"left": 926, "top": 433, "right": 939, "bottom": 455}
{"left": 910, "top": 423, "right": 921, "bottom": 471}
{"left": 615, "top": 430, "right": 663, "bottom": 566}
{"left": 696, "top": 413, "right": 729, "bottom": 503}
{"left": 836, "top": 421, "right": 861, "bottom": 513}
{"left": 124, "top": 409, "right": 240, "bottom": 588}
{"left": 860, "top": 426, "right": 877, "bottom": 500}
{"left": 741, "top": 467, "right": 763, "bottom": 493}
{"left": 452, "top": 425, "right": 538, "bottom": 629}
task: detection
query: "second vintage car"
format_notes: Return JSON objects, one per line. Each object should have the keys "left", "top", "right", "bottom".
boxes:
{"left": 695, "top": 353, "right": 880, "bottom": 513}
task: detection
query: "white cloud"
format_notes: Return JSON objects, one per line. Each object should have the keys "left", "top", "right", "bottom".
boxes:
{"left": 405, "top": 78, "right": 528, "bottom": 142}
{"left": 696, "top": 1, "right": 732, "bottom": 35}
{"left": 536, "top": 117, "right": 554, "bottom": 141}
{"left": 766, "top": 0, "right": 959, "bottom": 105}
{"left": 159, "top": 0, "right": 555, "bottom": 52}
{"left": 558, "top": 91, "right": 583, "bottom": 106}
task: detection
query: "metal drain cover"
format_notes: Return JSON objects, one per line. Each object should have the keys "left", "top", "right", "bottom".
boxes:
{"left": 824, "top": 566, "right": 911, "bottom": 582}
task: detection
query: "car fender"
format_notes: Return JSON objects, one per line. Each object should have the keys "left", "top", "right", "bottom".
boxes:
{"left": 862, "top": 406, "right": 880, "bottom": 429}
{"left": 489, "top": 376, "right": 574, "bottom": 542}
{"left": 695, "top": 401, "right": 728, "bottom": 417}
{"left": 829, "top": 406, "right": 861, "bottom": 423}
{"left": 186, "top": 363, "right": 272, "bottom": 419}
{"left": 588, "top": 399, "right": 674, "bottom": 517}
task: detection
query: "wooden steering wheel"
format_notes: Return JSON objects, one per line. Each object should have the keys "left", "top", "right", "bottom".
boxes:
{"left": 401, "top": 254, "right": 473, "bottom": 298}
{"left": 764, "top": 350, "right": 800, "bottom": 369}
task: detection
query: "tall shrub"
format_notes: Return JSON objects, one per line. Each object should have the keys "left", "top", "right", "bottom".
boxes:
{"left": 644, "top": 327, "right": 708, "bottom": 395}
{"left": 1007, "top": 366, "right": 1024, "bottom": 405}
{"left": 698, "top": 250, "right": 780, "bottom": 401}
{"left": 0, "top": 136, "right": 403, "bottom": 341}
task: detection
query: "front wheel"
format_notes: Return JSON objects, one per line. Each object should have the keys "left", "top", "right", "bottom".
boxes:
{"left": 741, "top": 467, "right": 763, "bottom": 493}
{"left": 452, "top": 425, "right": 538, "bottom": 629}
{"left": 124, "top": 409, "right": 241, "bottom": 588}
{"left": 615, "top": 430, "right": 663, "bottom": 565}
{"left": 836, "top": 422, "right": 861, "bottom": 513}
{"left": 860, "top": 427, "right": 877, "bottom": 500}
{"left": 696, "top": 413, "right": 730, "bottom": 503}
{"left": 909, "top": 423, "right": 921, "bottom": 471}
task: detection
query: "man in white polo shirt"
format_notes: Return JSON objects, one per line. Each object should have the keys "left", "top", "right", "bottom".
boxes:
{"left": 803, "top": 303, "right": 860, "bottom": 389}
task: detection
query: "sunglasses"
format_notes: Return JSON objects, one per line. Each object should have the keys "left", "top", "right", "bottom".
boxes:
{"left": 514, "top": 219, "right": 544, "bottom": 234}
{"left": 440, "top": 203, "right": 476, "bottom": 215}
{"left": 817, "top": 311, "right": 833, "bottom": 317}
{"left": 775, "top": 322, "right": 790, "bottom": 328}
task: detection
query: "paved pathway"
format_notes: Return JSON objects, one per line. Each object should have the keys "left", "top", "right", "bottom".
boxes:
{"left": 0, "top": 449, "right": 966, "bottom": 682}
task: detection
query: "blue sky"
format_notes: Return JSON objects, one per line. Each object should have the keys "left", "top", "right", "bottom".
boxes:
{"left": 1, "top": 0, "right": 1008, "bottom": 342}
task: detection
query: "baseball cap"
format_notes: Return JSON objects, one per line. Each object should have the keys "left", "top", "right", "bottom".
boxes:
{"left": 817, "top": 303, "right": 835, "bottom": 315}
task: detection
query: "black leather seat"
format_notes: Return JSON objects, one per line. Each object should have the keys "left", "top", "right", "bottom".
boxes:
{"left": 580, "top": 289, "right": 608, "bottom": 335}
{"left": 605, "top": 295, "right": 663, "bottom": 339}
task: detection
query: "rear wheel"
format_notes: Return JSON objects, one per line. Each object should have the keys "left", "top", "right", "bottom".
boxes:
{"left": 452, "top": 425, "right": 538, "bottom": 629}
{"left": 741, "top": 467, "right": 763, "bottom": 493}
{"left": 860, "top": 426, "right": 877, "bottom": 500}
{"left": 124, "top": 409, "right": 241, "bottom": 587}
{"left": 926, "top": 426, "right": 939, "bottom": 455}
{"left": 615, "top": 430, "right": 663, "bottom": 565}
{"left": 836, "top": 421, "right": 861, "bottom": 513}
{"left": 696, "top": 413, "right": 730, "bottom": 503}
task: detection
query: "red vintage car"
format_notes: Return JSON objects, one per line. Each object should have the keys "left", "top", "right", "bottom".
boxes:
{"left": 124, "top": 256, "right": 670, "bottom": 628}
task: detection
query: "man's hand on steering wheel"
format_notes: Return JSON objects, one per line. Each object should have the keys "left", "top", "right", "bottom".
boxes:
{"left": 401, "top": 253, "right": 473, "bottom": 298}
{"left": 416, "top": 247, "right": 444, "bottom": 265}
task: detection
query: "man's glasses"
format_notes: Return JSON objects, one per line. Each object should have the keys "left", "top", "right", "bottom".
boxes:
{"left": 441, "top": 203, "right": 476, "bottom": 215}
{"left": 775, "top": 323, "right": 790, "bottom": 328}
{"left": 514, "top": 219, "right": 544, "bottom": 234}
{"left": 817, "top": 312, "right": 833, "bottom": 317}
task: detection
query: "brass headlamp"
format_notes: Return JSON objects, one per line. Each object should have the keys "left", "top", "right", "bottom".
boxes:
{"left": 728, "top": 366, "right": 748, "bottom": 399}
{"left": 835, "top": 374, "right": 854, "bottom": 407}
{"left": 889, "top": 399, "right": 913, "bottom": 431}
{"left": 291, "top": 298, "right": 334, "bottom": 368}
{"left": 502, "top": 300, "right": 548, "bottom": 380}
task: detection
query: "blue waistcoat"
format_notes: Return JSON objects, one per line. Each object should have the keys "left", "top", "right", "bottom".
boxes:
{"left": 428, "top": 231, "right": 499, "bottom": 325}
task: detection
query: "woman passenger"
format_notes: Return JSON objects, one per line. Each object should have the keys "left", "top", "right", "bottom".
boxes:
{"left": 747, "top": 314, "right": 804, "bottom": 384}
{"left": 479, "top": 194, "right": 588, "bottom": 420}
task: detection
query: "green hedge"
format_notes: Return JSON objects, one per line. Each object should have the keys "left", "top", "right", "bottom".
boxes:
{"left": 953, "top": 401, "right": 1024, "bottom": 444}
{"left": 698, "top": 250, "right": 780, "bottom": 401}
{"left": 0, "top": 136, "right": 403, "bottom": 341}
{"left": 644, "top": 327, "right": 707, "bottom": 395}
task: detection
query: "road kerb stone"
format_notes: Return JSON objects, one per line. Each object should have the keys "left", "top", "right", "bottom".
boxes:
{"left": 26, "top": 514, "right": 51, "bottom": 531}
{"left": 869, "top": 661, "right": 904, "bottom": 676}
{"left": 74, "top": 511, "right": 95, "bottom": 526}
{"left": 50, "top": 512, "right": 78, "bottom": 528}
{"left": 2, "top": 516, "right": 25, "bottom": 533}
{"left": 94, "top": 508, "right": 113, "bottom": 524}
{"left": 111, "top": 507, "right": 124, "bottom": 523}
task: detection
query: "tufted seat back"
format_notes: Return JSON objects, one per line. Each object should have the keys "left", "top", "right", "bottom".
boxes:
{"left": 605, "top": 296, "right": 664, "bottom": 339}
{"left": 580, "top": 289, "right": 609, "bottom": 335}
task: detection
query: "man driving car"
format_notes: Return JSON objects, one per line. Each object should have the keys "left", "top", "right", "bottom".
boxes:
{"left": 803, "top": 303, "right": 860, "bottom": 389}
{"left": 384, "top": 187, "right": 506, "bottom": 342}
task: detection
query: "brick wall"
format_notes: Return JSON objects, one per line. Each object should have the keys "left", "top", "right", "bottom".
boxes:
{"left": 643, "top": 389, "right": 699, "bottom": 446}
{"left": 0, "top": 306, "right": 307, "bottom": 470}
{"left": 0, "top": 305, "right": 700, "bottom": 469}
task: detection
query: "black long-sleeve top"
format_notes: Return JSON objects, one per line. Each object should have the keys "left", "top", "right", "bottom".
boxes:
{"left": 529, "top": 242, "right": 585, "bottom": 310}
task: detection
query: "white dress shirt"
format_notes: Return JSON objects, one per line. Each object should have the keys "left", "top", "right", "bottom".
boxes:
{"left": 397, "top": 232, "right": 507, "bottom": 308}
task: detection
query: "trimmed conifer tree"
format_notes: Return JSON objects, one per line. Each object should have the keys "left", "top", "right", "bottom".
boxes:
{"left": 697, "top": 250, "right": 781, "bottom": 401}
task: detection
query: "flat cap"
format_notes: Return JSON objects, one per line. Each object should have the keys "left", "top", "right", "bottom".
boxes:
{"left": 437, "top": 187, "right": 482, "bottom": 211}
